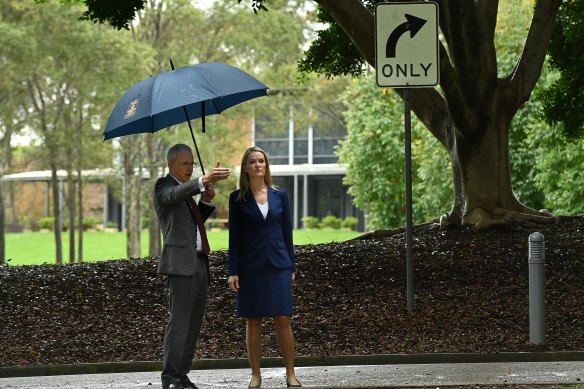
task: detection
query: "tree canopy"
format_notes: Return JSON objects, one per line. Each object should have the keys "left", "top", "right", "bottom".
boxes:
{"left": 31, "top": 0, "right": 584, "bottom": 233}
{"left": 68, "top": 0, "right": 570, "bottom": 230}
{"left": 539, "top": 0, "right": 584, "bottom": 139}
{"left": 1, "top": 0, "right": 331, "bottom": 263}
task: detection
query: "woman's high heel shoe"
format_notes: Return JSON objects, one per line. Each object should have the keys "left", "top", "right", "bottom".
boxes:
{"left": 248, "top": 377, "right": 261, "bottom": 389}
{"left": 286, "top": 377, "right": 302, "bottom": 387}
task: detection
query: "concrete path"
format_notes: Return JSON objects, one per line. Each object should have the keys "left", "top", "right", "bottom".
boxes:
{"left": 1, "top": 360, "right": 583, "bottom": 388}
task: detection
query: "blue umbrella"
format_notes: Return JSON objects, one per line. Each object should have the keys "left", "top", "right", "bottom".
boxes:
{"left": 103, "top": 61, "right": 269, "bottom": 173}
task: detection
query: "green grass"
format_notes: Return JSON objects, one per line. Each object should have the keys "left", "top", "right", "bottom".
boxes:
{"left": 4, "top": 229, "right": 362, "bottom": 266}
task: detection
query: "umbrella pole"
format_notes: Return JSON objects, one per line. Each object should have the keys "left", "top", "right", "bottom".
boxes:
{"left": 170, "top": 58, "right": 205, "bottom": 175}
{"left": 185, "top": 113, "right": 205, "bottom": 175}
{"left": 202, "top": 102, "right": 206, "bottom": 133}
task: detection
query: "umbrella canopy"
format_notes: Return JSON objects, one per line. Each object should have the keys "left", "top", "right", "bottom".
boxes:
{"left": 103, "top": 62, "right": 269, "bottom": 141}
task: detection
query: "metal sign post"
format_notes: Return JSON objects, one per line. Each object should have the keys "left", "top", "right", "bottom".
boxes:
{"left": 375, "top": 2, "right": 439, "bottom": 312}
{"left": 404, "top": 88, "right": 414, "bottom": 312}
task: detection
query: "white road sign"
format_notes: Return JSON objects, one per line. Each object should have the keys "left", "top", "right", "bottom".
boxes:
{"left": 376, "top": 2, "right": 439, "bottom": 88}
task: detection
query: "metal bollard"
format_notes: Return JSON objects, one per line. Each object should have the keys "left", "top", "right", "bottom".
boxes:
{"left": 528, "top": 232, "right": 545, "bottom": 344}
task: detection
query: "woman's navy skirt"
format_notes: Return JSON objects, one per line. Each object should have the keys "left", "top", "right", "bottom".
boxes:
{"left": 236, "top": 263, "right": 293, "bottom": 318}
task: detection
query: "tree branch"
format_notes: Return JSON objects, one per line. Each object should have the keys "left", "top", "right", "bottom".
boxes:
{"left": 440, "top": 0, "right": 497, "bottom": 108}
{"left": 507, "top": 0, "right": 562, "bottom": 107}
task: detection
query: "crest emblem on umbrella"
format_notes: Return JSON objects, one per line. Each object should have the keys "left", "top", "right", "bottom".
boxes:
{"left": 124, "top": 97, "right": 140, "bottom": 119}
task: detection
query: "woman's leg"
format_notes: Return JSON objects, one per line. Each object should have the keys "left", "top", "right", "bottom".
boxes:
{"left": 273, "top": 315, "right": 300, "bottom": 385}
{"left": 247, "top": 318, "right": 263, "bottom": 385}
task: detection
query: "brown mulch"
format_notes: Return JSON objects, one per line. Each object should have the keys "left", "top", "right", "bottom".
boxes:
{"left": 0, "top": 217, "right": 583, "bottom": 367}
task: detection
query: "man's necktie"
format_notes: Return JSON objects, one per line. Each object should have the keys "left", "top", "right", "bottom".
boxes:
{"left": 187, "top": 198, "right": 210, "bottom": 256}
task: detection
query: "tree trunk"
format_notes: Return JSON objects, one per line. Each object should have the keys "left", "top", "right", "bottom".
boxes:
{"left": 148, "top": 199, "right": 160, "bottom": 257}
{"left": 77, "top": 168, "right": 84, "bottom": 262}
{"left": 124, "top": 139, "right": 142, "bottom": 259}
{"left": 9, "top": 182, "right": 17, "bottom": 224}
{"left": 0, "top": 166, "right": 5, "bottom": 265}
{"left": 50, "top": 167, "right": 63, "bottom": 264}
{"left": 125, "top": 173, "right": 142, "bottom": 259}
{"left": 0, "top": 132, "right": 12, "bottom": 264}
{"left": 67, "top": 171, "right": 76, "bottom": 263}
{"left": 452, "top": 106, "right": 516, "bottom": 229}
{"left": 442, "top": 97, "right": 556, "bottom": 231}
{"left": 75, "top": 107, "right": 84, "bottom": 262}
{"left": 146, "top": 136, "right": 161, "bottom": 257}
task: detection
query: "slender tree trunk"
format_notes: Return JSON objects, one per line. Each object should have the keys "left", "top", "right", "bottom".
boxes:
{"left": 146, "top": 136, "right": 161, "bottom": 257}
{"left": 75, "top": 108, "right": 84, "bottom": 262}
{"left": 0, "top": 133, "right": 12, "bottom": 265}
{"left": 124, "top": 139, "right": 142, "bottom": 259}
{"left": 67, "top": 172, "right": 76, "bottom": 263}
{"left": 148, "top": 188, "right": 160, "bottom": 257}
{"left": 77, "top": 170, "right": 83, "bottom": 262}
{"left": 0, "top": 165, "right": 5, "bottom": 265}
{"left": 50, "top": 166, "right": 63, "bottom": 264}
{"left": 9, "top": 182, "right": 16, "bottom": 223}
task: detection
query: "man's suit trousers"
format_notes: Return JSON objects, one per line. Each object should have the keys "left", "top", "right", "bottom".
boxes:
{"left": 161, "top": 261, "right": 209, "bottom": 385}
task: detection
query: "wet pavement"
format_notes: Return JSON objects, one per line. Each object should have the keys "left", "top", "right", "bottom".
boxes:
{"left": 0, "top": 358, "right": 583, "bottom": 389}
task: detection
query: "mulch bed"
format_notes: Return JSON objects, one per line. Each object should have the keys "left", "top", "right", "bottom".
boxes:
{"left": 1, "top": 217, "right": 582, "bottom": 367}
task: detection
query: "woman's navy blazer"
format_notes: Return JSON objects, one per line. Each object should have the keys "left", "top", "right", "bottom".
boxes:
{"left": 228, "top": 186, "right": 295, "bottom": 276}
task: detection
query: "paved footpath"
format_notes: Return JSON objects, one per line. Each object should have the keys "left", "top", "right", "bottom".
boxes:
{"left": 1, "top": 354, "right": 583, "bottom": 389}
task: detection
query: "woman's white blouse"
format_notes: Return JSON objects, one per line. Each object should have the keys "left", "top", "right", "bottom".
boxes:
{"left": 257, "top": 202, "right": 269, "bottom": 219}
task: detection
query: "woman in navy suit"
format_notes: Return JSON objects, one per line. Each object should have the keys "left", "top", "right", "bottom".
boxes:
{"left": 228, "top": 146, "right": 301, "bottom": 388}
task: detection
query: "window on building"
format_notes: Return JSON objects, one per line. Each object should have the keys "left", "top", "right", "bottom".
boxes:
{"left": 255, "top": 111, "right": 288, "bottom": 165}
{"left": 313, "top": 111, "right": 345, "bottom": 164}
{"left": 255, "top": 105, "right": 346, "bottom": 166}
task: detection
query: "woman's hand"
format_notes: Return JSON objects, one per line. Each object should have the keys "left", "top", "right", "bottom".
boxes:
{"left": 228, "top": 275, "right": 240, "bottom": 292}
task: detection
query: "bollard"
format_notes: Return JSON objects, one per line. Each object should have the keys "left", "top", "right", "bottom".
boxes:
{"left": 528, "top": 232, "right": 545, "bottom": 344}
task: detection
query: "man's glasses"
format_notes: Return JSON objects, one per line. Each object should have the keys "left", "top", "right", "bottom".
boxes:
{"left": 174, "top": 161, "right": 197, "bottom": 168}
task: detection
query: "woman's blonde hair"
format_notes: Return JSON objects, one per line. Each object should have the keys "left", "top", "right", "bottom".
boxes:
{"left": 237, "top": 146, "right": 277, "bottom": 201}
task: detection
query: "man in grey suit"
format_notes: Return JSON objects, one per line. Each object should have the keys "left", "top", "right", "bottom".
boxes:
{"left": 154, "top": 143, "right": 230, "bottom": 389}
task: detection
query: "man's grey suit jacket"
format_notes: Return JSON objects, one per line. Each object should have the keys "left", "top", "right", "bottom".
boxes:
{"left": 153, "top": 174, "right": 214, "bottom": 276}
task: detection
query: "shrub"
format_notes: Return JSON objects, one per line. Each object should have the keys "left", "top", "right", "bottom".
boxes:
{"left": 38, "top": 217, "right": 55, "bottom": 230}
{"left": 342, "top": 216, "right": 359, "bottom": 230}
{"left": 207, "top": 218, "right": 227, "bottom": 229}
{"left": 22, "top": 216, "right": 39, "bottom": 231}
{"left": 320, "top": 215, "right": 342, "bottom": 229}
{"left": 83, "top": 217, "right": 101, "bottom": 229}
{"left": 301, "top": 216, "right": 320, "bottom": 229}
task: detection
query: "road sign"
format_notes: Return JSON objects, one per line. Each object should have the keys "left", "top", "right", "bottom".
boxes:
{"left": 376, "top": 2, "right": 439, "bottom": 88}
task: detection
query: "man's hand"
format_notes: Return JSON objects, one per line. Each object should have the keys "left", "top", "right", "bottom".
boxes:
{"left": 201, "top": 184, "right": 215, "bottom": 203}
{"left": 228, "top": 275, "right": 240, "bottom": 292}
{"left": 202, "top": 161, "right": 230, "bottom": 186}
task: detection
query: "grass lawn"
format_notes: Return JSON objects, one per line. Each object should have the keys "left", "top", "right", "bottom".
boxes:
{"left": 4, "top": 229, "right": 362, "bottom": 266}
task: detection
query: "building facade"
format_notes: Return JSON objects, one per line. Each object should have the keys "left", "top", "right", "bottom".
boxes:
{"left": 253, "top": 109, "right": 365, "bottom": 231}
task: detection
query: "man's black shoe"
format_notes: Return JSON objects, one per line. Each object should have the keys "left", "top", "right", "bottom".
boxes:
{"left": 180, "top": 377, "right": 199, "bottom": 389}
{"left": 162, "top": 383, "right": 184, "bottom": 389}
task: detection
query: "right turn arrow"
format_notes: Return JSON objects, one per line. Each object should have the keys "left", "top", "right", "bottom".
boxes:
{"left": 386, "top": 13, "right": 427, "bottom": 58}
